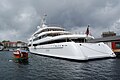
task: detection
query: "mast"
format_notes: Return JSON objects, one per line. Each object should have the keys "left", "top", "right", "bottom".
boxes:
{"left": 40, "top": 14, "right": 47, "bottom": 28}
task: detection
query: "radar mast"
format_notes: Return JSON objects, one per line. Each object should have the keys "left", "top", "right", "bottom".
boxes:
{"left": 41, "top": 14, "right": 47, "bottom": 27}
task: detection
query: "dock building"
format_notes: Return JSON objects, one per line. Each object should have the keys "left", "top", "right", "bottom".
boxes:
{"left": 88, "top": 31, "right": 120, "bottom": 56}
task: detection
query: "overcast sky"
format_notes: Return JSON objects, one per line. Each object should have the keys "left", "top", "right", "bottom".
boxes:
{"left": 0, "top": 0, "right": 120, "bottom": 42}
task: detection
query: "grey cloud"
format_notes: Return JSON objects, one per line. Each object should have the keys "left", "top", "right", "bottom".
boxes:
{"left": 0, "top": 0, "right": 120, "bottom": 42}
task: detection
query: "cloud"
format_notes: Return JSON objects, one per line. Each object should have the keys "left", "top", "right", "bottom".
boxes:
{"left": 0, "top": 0, "right": 120, "bottom": 42}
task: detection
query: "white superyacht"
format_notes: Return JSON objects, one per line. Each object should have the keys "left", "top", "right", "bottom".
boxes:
{"left": 28, "top": 16, "right": 115, "bottom": 60}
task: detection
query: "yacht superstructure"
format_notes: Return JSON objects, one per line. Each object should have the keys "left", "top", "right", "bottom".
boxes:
{"left": 28, "top": 16, "right": 115, "bottom": 60}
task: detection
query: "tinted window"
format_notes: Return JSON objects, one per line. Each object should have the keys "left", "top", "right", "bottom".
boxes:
{"left": 115, "top": 42, "right": 120, "bottom": 49}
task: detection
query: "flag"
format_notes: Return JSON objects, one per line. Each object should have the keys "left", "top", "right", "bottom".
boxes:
{"left": 85, "top": 25, "right": 90, "bottom": 36}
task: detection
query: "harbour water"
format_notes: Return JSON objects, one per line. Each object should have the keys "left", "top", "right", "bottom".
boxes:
{"left": 0, "top": 51, "right": 120, "bottom": 80}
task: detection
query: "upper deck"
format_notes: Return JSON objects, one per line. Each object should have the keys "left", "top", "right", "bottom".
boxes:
{"left": 33, "top": 25, "right": 65, "bottom": 36}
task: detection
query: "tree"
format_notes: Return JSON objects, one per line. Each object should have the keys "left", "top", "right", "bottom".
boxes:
{"left": 2, "top": 40, "right": 10, "bottom": 43}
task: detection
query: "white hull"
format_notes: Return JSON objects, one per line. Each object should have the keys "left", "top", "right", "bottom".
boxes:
{"left": 29, "top": 42, "right": 115, "bottom": 60}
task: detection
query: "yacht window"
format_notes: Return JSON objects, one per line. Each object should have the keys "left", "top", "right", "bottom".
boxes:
{"left": 47, "top": 34, "right": 51, "bottom": 36}
{"left": 40, "top": 28, "right": 65, "bottom": 33}
{"left": 115, "top": 42, "right": 120, "bottom": 49}
{"left": 33, "top": 38, "right": 86, "bottom": 46}
{"left": 39, "top": 36, "right": 41, "bottom": 39}
{"left": 28, "top": 44, "right": 31, "bottom": 46}
{"left": 34, "top": 38, "right": 71, "bottom": 45}
{"left": 71, "top": 38, "right": 86, "bottom": 43}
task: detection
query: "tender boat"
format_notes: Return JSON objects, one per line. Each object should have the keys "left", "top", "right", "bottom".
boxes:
{"left": 13, "top": 49, "right": 28, "bottom": 62}
{"left": 28, "top": 15, "right": 116, "bottom": 60}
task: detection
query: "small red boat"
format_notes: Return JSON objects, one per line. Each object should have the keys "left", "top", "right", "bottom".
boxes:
{"left": 13, "top": 49, "right": 28, "bottom": 62}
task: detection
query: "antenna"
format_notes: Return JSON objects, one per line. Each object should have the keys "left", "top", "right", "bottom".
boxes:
{"left": 40, "top": 14, "right": 47, "bottom": 27}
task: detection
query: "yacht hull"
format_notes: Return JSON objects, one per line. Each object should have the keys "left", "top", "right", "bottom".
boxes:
{"left": 29, "top": 42, "right": 116, "bottom": 60}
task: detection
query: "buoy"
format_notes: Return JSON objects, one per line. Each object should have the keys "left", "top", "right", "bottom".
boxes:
{"left": 9, "top": 60, "right": 13, "bottom": 62}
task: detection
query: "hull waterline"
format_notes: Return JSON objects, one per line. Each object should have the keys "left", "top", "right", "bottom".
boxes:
{"left": 29, "top": 42, "right": 116, "bottom": 61}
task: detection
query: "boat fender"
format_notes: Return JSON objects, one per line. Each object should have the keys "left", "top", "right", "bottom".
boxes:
{"left": 21, "top": 53, "right": 23, "bottom": 57}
